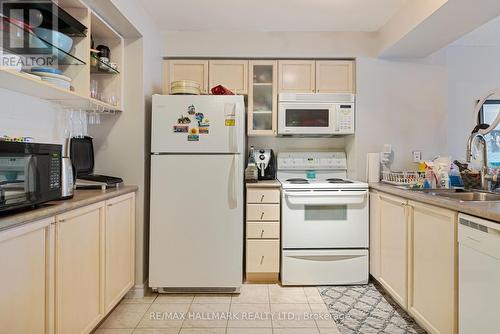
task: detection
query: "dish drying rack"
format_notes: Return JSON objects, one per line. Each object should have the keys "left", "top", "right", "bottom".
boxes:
{"left": 381, "top": 171, "right": 425, "bottom": 186}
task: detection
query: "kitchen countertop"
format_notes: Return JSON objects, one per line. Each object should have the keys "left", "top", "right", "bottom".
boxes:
{"left": 0, "top": 185, "right": 138, "bottom": 232}
{"left": 246, "top": 180, "right": 282, "bottom": 188}
{"left": 370, "top": 182, "right": 500, "bottom": 222}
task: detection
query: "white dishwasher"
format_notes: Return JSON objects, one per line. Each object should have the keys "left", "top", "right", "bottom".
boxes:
{"left": 458, "top": 213, "right": 500, "bottom": 334}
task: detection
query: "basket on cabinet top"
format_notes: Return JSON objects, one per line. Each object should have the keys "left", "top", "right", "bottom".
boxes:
{"left": 381, "top": 171, "right": 425, "bottom": 186}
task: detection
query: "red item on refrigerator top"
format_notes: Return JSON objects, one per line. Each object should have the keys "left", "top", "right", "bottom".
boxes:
{"left": 211, "top": 85, "right": 235, "bottom": 95}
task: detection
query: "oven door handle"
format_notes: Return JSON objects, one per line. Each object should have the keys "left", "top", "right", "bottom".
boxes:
{"left": 284, "top": 190, "right": 367, "bottom": 205}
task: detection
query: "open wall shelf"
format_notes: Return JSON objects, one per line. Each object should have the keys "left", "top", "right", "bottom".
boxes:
{"left": 0, "top": 66, "right": 120, "bottom": 112}
{"left": 0, "top": 0, "right": 123, "bottom": 112}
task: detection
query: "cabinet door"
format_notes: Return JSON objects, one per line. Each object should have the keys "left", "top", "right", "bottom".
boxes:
{"left": 278, "top": 60, "right": 316, "bottom": 93}
{"left": 248, "top": 60, "right": 277, "bottom": 136}
{"left": 0, "top": 218, "right": 54, "bottom": 334}
{"left": 369, "top": 191, "right": 381, "bottom": 279}
{"left": 166, "top": 60, "right": 209, "bottom": 94}
{"left": 408, "top": 201, "right": 457, "bottom": 334}
{"left": 379, "top": 193, "right": 408, "bottom": 309}
{"left": 246, "top": 240, "right": 280, "bottom": 273}
{"left": 55, "top": 203, "right": 105, "bottom": 334}
{"left": 209, "top": 60, "right": 248, "bottom": 94}
{"left": 316, "top": 60, "right": 355, "bottom": 93}
{"left": 104, "top": 193, "right": 135, "bottom": 313}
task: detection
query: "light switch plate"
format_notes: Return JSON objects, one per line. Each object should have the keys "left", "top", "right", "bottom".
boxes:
{"left": 412, "top": 151, "right": 422, "bottom": 162}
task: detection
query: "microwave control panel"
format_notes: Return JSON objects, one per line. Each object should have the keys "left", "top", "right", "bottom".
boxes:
{"left": 49, "top": 153, "right": 61, "bottom": 190}
{"left": 335, "top": 104, "right": 354, "bottom": 134}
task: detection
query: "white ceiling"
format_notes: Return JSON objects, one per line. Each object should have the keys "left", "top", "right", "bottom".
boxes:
{"left": 141, "top": 0, "right": 408, "bottom": 32}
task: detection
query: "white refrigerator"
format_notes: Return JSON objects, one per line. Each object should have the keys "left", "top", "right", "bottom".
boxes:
{"left": 149, "top": 94, "right": 245, "bottom": 292}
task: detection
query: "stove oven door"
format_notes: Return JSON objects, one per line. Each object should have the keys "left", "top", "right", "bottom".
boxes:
{"left": 282, "top": 189, "right": 368, "bottom": 249}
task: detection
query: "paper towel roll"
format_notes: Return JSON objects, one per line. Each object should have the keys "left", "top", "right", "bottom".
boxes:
{"left": 366, "top": 153, "right": 381, "bottom": 183}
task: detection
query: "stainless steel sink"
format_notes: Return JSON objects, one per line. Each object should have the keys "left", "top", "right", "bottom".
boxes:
{"left": 434, "top": 191, "right": 500, "bottom": 202}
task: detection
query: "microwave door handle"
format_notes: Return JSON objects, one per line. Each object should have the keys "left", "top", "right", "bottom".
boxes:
{"left": 25, "top": 155, "right": 36, "bottom": 196}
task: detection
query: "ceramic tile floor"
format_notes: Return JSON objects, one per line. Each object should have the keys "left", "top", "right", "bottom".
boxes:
{"left": 94, "top": 284, "right": 341, "bottom": 334}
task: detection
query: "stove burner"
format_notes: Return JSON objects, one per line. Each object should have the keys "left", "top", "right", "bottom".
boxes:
{"left": 286, "top": 178, "right": 309, "bottom": 184}
{"left": 326, "top": 178, "right": 354, "bottom": 184}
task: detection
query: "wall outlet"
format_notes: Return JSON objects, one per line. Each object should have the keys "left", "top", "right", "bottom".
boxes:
{"left": 412, "top": 151, "right": 422, "bottom": 162}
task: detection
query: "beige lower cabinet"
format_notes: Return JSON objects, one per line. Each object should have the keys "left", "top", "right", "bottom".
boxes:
{"left": 378, "top": 193, "right": 409, "bottom": 310}
{"left": 408, "top": 201, "right": 458, "bottom": 334}
{"left": 369, "top": 191, "right": 381, "bottom": 279}
{"left": 55, "top": 202, "right": 105, "bottom": 334}
{"left": 246, "top": 185, "right": 281, "bottom": 282}
{"left": 372, "top": 191, "right": 459, "bottom": 334}
{"left": 104, "top": 193, "right": 136, "bottom": 313}
{"left": 0, "top": 217, "right": 55, "bottom": 334}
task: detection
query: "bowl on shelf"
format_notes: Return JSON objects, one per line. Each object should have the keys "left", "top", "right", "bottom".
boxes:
{"left": 32, "top": 27, "right": 73, "bottom": 53}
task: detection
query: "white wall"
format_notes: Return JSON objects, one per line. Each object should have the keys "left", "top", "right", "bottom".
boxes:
{"left": 0, "top": 89, "right": 66, "bottom": 145}
{"left": 444, "top": 15, "right": 500, "bottom": 160}
{"left": 354, "top": 56, "right": 448, "bottom": 178}
{"left": 89, "top": 0, "right": 163, "bottom": 289}
{"left": 163, "top": 31, "right": 448, "bottom": 180}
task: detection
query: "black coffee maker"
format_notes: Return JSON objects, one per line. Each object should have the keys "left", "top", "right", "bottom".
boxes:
{"left": 252, "top": 148, "right": 276, "bottom": 180}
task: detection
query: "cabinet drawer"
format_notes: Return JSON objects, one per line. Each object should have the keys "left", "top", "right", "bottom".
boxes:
{"left": 247, "top": 188, "right": 280, "bottom": 204}
{"left": 247, "top": 222, "right": 280, "bottom": 239}
{"left": 247, "top": 240, "right": 280, "bottom": 273}
{"left": 247, "top": 204, "right": 280, "bottom": 221}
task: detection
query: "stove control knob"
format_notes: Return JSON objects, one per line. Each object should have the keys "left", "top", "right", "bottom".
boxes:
{"left": 259, "top": 149, "right": 265, "bottom": 154}
{"left": 259, "top": 155, "right": 265, "bottom": 160}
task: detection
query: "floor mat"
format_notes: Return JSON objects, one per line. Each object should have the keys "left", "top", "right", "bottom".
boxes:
{"left": 319, "top": 281, "right": 427, "bottom": 334}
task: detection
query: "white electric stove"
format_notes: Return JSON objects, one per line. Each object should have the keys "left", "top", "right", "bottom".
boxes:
{"left": 277, "top": 152, "right": 369, "bottom": 286}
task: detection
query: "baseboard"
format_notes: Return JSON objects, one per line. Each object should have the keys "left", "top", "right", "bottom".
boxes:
{"left": 125, "top": 279, "right": 149, "bottom": 298}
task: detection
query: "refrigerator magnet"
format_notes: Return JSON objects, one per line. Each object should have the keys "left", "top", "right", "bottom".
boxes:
{"left": 187, "top": 134, "right": 199, "bottom": 141}
{"left": 199, "top": 118, "right": 210, "bottom": 127}
{"left": 187, "top": 104, "right": 196, "bottom": 115}
{"left": 199, "top": 127, "right": 209, "bottom": 134}
{"left": 189, "top": 127, "right": 199, "bottom": 135}
{"left": 225, "top": 119, "right": 235, "bottom": 127}
{"left": 173, "top": 125, "right": 188, "bottom": 133}
{"left": 194, "top": 112, "right": 204, "bottom": 125}
{"left": 177, "top": 115, "right": 191, "bottom": 124}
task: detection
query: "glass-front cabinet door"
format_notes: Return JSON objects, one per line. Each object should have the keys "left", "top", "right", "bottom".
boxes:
{"left": 248, "top": 60, "right": 277, "bottom": 136}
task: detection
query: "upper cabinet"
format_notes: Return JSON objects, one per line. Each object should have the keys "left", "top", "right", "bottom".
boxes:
{"left": 279, "top": 60, "right": 355, "bottom": 94}
{"left": 209, "top": 60, "right": 248, "bottom": 94}
{"left": 316, "top": 60, "right": 355, "bottom": 93}
{"left": 278, "top": 60, "right": 316, "bottom": 93}
{"left": 165, "top": 60, "right": 209, "bottom": 94}
{"left": 248, "top": 60, "right": 278, "bottom": 136}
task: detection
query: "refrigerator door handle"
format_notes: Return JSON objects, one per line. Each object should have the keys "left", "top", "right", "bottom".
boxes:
{"left": 228, "top": 155, "right": 238, "bottom": 209}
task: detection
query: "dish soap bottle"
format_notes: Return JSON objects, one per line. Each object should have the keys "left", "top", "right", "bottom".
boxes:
{"left": 245, "top": 146, "right": 258, "bottom": 183}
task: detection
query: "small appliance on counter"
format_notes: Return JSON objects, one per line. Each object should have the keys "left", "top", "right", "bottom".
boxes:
{"left": 70, "top": 136, "right": 123, "bottom": 188}
{"left": 251, "top": 148, "right": 276, "bottom": 180}
{"left": 60, "top": 138, "right": 74, "bottom": 199}
{"left": 0, "top": 141, "right": 63, "bottom": 214}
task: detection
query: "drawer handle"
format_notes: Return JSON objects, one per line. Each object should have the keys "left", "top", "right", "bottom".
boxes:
{"left": 260, "top": 229, "right": 264, "bottom": 238}
{"left": 260, "top": 212, "right": 264, "bottom": 219}
{"left": 260, "top": 255, "right": 264, "bottom": 264}
{"left": 260, "top": 195, "right": 265, "bottom": 202}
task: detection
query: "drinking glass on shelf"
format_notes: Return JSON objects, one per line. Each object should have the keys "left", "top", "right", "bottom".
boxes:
{"left": 109, "top": 94, "right": 119, "bottom": 107}
{"left": 90, "top": 80, "right": 98, "bottom": 99}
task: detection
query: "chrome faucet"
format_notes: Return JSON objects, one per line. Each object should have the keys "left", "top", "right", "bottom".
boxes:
{"left": 466, "top": 133, "right": 497, "bottom": 190}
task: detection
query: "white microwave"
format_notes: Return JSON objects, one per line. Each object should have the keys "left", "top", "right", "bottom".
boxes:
{"left": 278, "top": 93, "right": 355, "bottom": 136}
